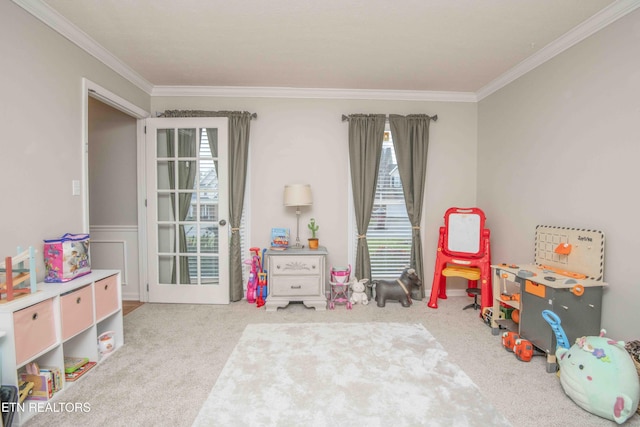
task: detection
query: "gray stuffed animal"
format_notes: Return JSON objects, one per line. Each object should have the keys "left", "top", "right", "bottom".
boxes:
{"left": 371, "top": 268, "right": 422, "bottom": 307}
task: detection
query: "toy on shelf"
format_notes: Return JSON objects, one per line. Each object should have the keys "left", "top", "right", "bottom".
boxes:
{"left": 98, "top": 331, "right": 116, "bottom": 356}
{"left": 18, "top": 381, "right": 34, "bottom": 403}
{"left": 307, "top": 218, "right": 319, "bottom": 249}
{"left": 481, "top": 307, "right": 493, "bottom": 326}
{"left": 270, "top": 228, "right": 290, "bottom": 250}
{"left": 244, "top": 247, "right": 268, "bottom": 307}
{"left": 545, "top": 311, "right": 640, "bottom": 424}
{"left": 1, "top": 246, "right": 37, "bottom": 302}
{"left": 328, "top": 265, "right": 352, "bottom": 309}
{"left": 43, "top": 233, "right": 91, "bottom": 282}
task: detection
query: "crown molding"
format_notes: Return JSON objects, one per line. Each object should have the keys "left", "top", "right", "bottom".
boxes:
{"left": 476, "top": 0, "right": 640, "bottom": 101}
{"left": 151, "top": 85, "right": 478, "bottom": 102}
{"left": 13, "top": 0, "right": 154, "bottom": 95}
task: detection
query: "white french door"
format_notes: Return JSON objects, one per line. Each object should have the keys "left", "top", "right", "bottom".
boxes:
{"left": 145, "top": 118, "right": 229, "bottom": 304}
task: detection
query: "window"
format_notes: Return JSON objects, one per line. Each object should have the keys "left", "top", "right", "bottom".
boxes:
{"left": 351, "top": 129, "right": 412, "bottom": 279}
{"left": 185, "top": 129, "right": 249, "bottom": 283}
{"left": 183, "top": 129, "right": 219, "bottom": 283}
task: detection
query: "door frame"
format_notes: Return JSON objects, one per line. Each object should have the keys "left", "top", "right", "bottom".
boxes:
{"left": 81, "top": 78, "right": 150, "bottom": 301}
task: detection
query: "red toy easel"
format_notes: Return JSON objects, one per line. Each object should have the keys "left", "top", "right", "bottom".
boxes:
{"left": 427, "top": 207, "right": 492, "bottom": 310}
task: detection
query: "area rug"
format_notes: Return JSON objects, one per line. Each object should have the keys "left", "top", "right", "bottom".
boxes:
{"left": 193, "top": 322, "right": 511, "bottom": 426}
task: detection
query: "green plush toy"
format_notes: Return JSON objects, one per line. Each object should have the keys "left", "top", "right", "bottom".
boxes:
{"left": 556, "top": 330, "right": 640, "bottom": 424}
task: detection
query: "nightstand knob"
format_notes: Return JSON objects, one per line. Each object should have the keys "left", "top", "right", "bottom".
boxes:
{"left": 276, "top": 265, "right": 281, "bottom": 269}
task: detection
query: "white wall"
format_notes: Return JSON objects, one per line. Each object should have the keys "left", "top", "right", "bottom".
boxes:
{"left": 88, "top": 97, "right": 138, "bottom": 226}
{"left": 478, "top": 9, "right": 640, "bottom": 340}
{"left": 151, "top": 97, "right": 478, "bottom": 290}
{"left": 0, "top": 1, "right": 150, "bottom": 279}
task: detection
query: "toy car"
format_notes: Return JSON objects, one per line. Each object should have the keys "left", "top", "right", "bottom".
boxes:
{"left": 502, "top": 331, "right": 519, "bottom": 352}
{"left": 514, "top": 338, "right": 534, "bottom": 362}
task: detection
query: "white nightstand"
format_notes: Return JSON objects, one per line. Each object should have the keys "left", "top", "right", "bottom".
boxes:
{"left": 265, "top": 246, "right": 328, "bottom": 311}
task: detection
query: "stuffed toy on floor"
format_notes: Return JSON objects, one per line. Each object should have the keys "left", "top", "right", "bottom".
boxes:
{"left": 349, "top": 278, "right": 369, "bottom": 305}
{"left": 556, "top": 330, "right": 640, "bottom": 424}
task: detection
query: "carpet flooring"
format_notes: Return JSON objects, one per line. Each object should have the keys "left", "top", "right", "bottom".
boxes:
{"left": 22, "top": 298, "right": 640, "bottom": 427}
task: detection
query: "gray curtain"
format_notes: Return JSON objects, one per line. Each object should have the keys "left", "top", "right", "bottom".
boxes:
{"left": 161, "top": 110, "right": 253, "bottom": 301}
{"left": 168, "top": 129, "right": 197, "bottom": 285}
{"left": 389, "top": 114, "right": 434, "bottom": 299}
{"left": 347, "top": 114, "right": 385, "bottom": 297}
{"left": 205, "top": 128, "right": 219, "bottom": 173}
{"left": 224, "top": 114, "right": 251, "bottom": 301}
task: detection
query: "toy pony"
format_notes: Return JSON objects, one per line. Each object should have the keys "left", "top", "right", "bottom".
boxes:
{"left": 371, "top": 268, "right": 422, "bottom": 307}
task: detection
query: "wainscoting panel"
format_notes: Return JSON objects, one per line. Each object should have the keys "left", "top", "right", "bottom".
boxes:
{"left": 90, "top": 225, "right": 140, "bottom": 300}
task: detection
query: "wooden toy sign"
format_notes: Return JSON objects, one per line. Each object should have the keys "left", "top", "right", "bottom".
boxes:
{"left": 534, "top": 225, "right": 605, "bottom": 281}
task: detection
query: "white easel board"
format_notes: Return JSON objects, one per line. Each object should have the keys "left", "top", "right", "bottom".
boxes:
{"left": 534, "top": 225, "right": 605, "bottom": 281}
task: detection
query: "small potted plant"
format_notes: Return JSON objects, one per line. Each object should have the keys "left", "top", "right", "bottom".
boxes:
{"left": 307, "top": 218, "right": 319, "bottom": 249}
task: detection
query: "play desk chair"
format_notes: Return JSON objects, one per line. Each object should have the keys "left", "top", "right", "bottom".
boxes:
{"left": 427, "top": 207, "right": 492, "bottom": 311}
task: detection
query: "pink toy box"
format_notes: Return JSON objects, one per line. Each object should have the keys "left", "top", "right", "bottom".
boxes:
{"left": 43, "top": 233, "right": 91, "bottom": 283}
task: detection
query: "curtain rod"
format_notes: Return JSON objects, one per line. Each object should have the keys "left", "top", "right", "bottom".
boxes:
{"left": 154, "top": 110, "right": 257, "bottom": 119}
{"left": 341, "top": 114, "right": 437, "bottom": 122}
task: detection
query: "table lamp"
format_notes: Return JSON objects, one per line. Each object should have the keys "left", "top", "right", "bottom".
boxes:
{"left": 284, "top": 184, "right": 312, "bottom": 249}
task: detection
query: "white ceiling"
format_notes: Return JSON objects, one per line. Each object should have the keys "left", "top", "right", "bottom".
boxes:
{"left": 18, "top": 0, "right": 639, "bottom": 98}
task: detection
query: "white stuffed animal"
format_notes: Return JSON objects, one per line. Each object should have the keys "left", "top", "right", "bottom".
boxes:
{"left": 350, "top": 278, "right": 369, "bottom": 305}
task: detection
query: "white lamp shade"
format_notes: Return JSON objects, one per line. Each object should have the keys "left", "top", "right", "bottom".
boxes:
{"left": 284, "top": 184, "right": 312, "bottom": 206}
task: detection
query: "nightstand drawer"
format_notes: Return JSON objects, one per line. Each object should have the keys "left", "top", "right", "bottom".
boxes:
{"left": 270, "top": 256, "right": 322, "bottom": 276}
{"left": 271, "top": 276, "right": 321, "bottom": 296}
